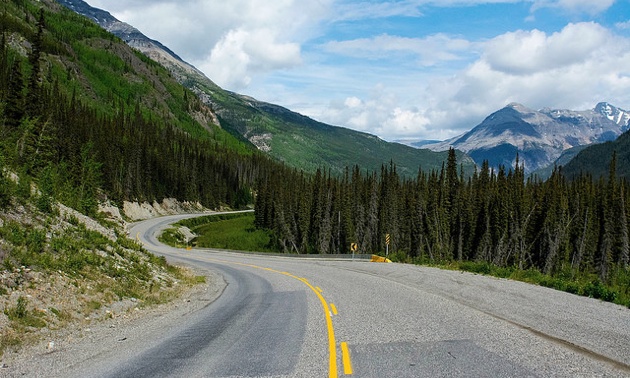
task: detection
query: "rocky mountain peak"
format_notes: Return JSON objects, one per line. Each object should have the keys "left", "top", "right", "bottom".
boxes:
{"left": 425, "top": 101, "right": 629, "bottom": 174}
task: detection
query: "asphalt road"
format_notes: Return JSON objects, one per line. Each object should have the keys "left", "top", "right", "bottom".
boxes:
{"left": 112, "top": 213, "right": 630, "bottom": 377}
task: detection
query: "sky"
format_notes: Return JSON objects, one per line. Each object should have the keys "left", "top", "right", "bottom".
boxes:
{"left": 85, "top": 0, "right": 630, "bottom": 142}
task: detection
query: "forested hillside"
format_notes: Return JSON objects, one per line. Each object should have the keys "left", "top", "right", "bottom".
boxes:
{"left": 256, "top": 150, "right": 630, "bottom": 303}
{"left": 58, "top": 0, "right": 473, "bottom": 178}
{"left": 561, "top": 130, "right": 630, "bottom": 180}
{"left": 0, "top": 0, "right": 265, "bottom": 213}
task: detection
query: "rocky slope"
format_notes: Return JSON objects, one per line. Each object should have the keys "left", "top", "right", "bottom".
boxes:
{"left": 0, "top": 196, "right": 209, "bottom": 358}
{"left": 425, "top": 102, "right": 630, "bottom": 173}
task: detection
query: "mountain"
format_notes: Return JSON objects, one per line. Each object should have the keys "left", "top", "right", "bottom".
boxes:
{"left": 58, "top": 0, "right": 474, "bottom": 177}
{"left": 425, "top": 102, "right": 630, "bottom": 173}
{"left": 0, "top": 0, "right": 265, "bottom": 211}
{"left": 561, "top": 129, "right": 630, "bottom": 180}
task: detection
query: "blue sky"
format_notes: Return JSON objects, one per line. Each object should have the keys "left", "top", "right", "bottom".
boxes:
{"left": 88, "top": 0, "right": 630, "bottom": 141}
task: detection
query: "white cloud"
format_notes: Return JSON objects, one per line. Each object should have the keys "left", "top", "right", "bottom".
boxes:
{"left": 323, "top": 33, "right": 472, "bottom": 66}
{"left": 316, "top": 86, "right": 432, "bottom": 140}
{"left": 197, "top": 28, "right": 302, "bottom": 90}
{"left": 617, "top": 20, "right": 630, "bottom": 30}
{"left": 482, "top": 22, "right": 610, "bottom": 74}
{"left": 530, "top": 0, "right": 615, "bottom": 15}
{"left": 313, "top": 21, "right": 630, "bottom": 141}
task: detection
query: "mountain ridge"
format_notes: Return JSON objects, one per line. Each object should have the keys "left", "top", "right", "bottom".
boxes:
{"left": 58, "top": 0, "right": 472, "bottom": 176}
{"left": 424, "top": 102, "right": 630, "bottom": 173}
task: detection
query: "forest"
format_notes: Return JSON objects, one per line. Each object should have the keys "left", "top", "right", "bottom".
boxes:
{"left": 255, "top": 149, "right": 630, "bottom": 299}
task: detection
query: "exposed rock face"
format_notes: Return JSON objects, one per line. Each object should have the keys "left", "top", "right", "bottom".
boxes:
{"left": 426, "top": 102, "right": 630, "bottom": 173}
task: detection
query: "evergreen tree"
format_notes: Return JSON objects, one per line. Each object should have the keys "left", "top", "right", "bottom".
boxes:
{"left": 4, "top": 59, "right": 24, "bottom": 130}
{"left": 25, "top": 8, "right": 45, "bottom": 118}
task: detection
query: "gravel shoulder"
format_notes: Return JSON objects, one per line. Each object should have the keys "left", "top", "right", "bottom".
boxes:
{"left": 0, "top": 265, "right": 226, "bottom": 377}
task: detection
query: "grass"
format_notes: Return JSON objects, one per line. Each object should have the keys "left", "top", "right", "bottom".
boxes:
{"left": 164, "top": 213, "right": 275, "bottom": 253}
{"left": 0, "top": 207, "right": 206, "bottom": 357}
{"left": 388, "top": 253, "right": 630, "bottom": 308}
{"left": 192, "top": 213, "right": 274, "bottom": 252}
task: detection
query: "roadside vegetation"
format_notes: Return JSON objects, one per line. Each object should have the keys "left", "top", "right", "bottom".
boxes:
{"left": 256, "top": 152, "right": 630, "bottom": 309}
{"left": 0, "top": 192, "right": 201, "bottom": 358}
{"left": 387, "top": 255, "right": 629, "bottom": 308}
{"left": 160, "top": 213, "right": 275, "bottom": 253}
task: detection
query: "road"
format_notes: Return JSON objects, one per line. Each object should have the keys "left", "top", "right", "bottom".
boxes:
{"left": 82, "top": 213, "right": 630, "bottom": 377}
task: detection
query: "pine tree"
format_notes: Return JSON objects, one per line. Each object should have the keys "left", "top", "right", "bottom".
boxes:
{"left": 4, "top": 59, "right": 24, "bottom": 129}
{"left": 25, "top": 8, "right": 45, "bottom": 118}
{"left": 618, "top": 185, "right": 629, "bottom": 268}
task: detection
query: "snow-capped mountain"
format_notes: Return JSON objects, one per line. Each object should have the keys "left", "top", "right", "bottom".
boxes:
{"left": 425, "top": 102, "right": 630, "bottom": 173}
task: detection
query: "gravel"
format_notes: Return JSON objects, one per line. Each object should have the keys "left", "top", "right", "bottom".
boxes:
{"left": 0, "top": 266, "right": 226, "bottom": 377}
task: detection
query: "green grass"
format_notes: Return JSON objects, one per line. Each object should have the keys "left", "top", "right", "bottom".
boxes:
{"left": 389, "top": 255, "right": 630, "bottom": 308}
{"left": 173, "top": 213, "right": 275, "bottom": 252}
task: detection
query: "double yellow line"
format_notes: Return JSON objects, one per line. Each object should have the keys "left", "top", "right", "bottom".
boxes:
{"left": 199, "top": 257, "right": 353, "bottom": 377}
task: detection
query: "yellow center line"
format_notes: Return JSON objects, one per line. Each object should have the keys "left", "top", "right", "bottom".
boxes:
{"left": 341, "top": 342, "right": 353, "bottom": 375}
{"left": 316, "top": 286, "right": 323, "bottom": 293}
{"left": 330, "top": 303, "right": 338, "bottom": 316}
{"left": 191, "top": 256, "right": 339, "bottom": 378}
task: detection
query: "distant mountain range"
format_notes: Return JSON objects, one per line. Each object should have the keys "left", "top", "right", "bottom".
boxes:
{"left": 59, "top": 0, "right": 473, "bottom": 177}
{"left": 424, "top": 102, "right": 630, "bottom": 174}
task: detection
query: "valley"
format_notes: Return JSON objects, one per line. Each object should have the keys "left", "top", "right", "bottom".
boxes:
{"left": 0, "top": 1, "right": 629, "bottom": 376}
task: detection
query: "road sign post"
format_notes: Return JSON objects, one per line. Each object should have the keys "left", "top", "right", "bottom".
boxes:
{"left": 351, "top": 243, "right": 358, "bottom": 260}
{"left": 385, "top": 233, "right": 390, "bottom": 258}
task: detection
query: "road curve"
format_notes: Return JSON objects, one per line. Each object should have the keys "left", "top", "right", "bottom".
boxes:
{"left": 78, "top": 213, "right": 630, "bottom": 377}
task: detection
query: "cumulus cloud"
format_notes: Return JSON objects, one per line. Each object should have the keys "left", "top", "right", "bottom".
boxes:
{"left": 317, "top": 86, "right": 432, "bottom": 140}
{"left": 482, "top": 22, "right": 610, "bottom": 75}
{"left": 87, "top": 0, "right": 329, "bottom": 90}
{"left": 197, "top": 28, "right": 302, "bottom": 90}
{"left": 315, "top": 21, "right": 630, "bottom": 141}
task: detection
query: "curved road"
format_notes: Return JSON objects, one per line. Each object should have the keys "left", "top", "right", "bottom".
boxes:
{"left": 86, "top": 213, "right": 630, "bottom": 377}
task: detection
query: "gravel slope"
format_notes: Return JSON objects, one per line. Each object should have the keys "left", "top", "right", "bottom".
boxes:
{"left": 0, "top": 266, "right": 226, "bottom": 377}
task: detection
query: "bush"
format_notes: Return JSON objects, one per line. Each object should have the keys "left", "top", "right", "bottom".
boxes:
{"left": 583, "top": 280, "right": 618, "bottom": 302}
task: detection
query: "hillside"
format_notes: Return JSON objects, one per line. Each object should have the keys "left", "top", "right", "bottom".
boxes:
{"left": 0, "top": 0, "right": 240, "bottom": 355}
{"left": 561, "top": 130, "right": 630, "bottom": 180}
{"left": 426, "top": 102, "right": 630, "bottom": 174}
{"left": 58, "top": 0, "right": 474, "bottom": 177}
{"left": 0, "top": 0, "right": 270, "bottom": 211}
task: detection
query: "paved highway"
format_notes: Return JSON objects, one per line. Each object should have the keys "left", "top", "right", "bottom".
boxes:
{"left": 102, "top": 213, "right": 630, "bottom": 377}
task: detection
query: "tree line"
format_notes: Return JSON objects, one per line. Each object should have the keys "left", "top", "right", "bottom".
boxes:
{"left": 255, "top": 149, "right": 630, "bottom": 286}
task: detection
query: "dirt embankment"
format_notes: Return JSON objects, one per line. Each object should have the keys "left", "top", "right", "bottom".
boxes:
{"left": 0, "top": 198, "right": 217, "bottom": 370}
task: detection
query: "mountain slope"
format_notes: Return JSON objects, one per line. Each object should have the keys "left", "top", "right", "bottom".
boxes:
{"left": 58, "top": 0, "right": 473, "bottom": 176}
{"left": 0, "top": 0, "right": 263, "bottom": 210}
{"left": 561, "top": 130, "right": 630, "bottom": 180}
{"left": 426, "top": 102, "right": 630, "bottom": 173}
